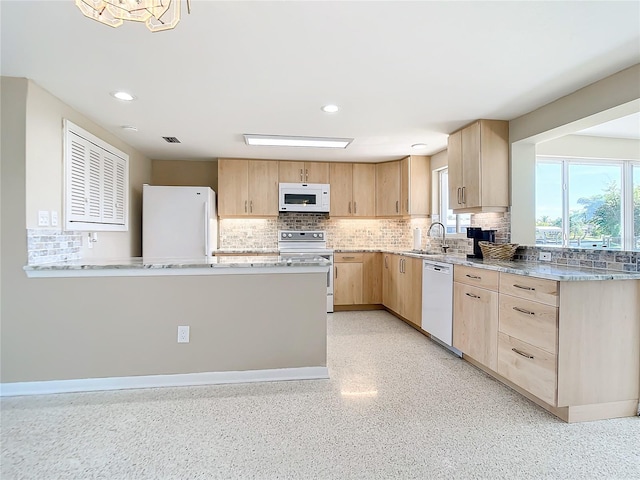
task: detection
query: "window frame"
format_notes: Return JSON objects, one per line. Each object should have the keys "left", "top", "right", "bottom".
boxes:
{"left": 434, "top": 167, "right": 470, "bottom": 237}
{"left": 536, "top": 155, "right": 637, "bottom": 251}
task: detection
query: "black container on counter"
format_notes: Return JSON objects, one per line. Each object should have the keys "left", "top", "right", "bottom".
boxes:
{"left": 467, "top": 227, "right": 496, "bottom": 259}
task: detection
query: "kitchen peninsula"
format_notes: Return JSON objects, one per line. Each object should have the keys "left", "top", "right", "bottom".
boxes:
{"left": 4, "top": 257, "right": 330, "bottom": 396}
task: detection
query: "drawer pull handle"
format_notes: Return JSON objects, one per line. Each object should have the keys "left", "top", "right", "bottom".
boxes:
{"left": 465, "top": 293, "right": 480, "bottom": 299}
{"left": 512, "top": 348, "right": 534, "bottom": 359}
{"left": 342, "top": 256, "right": 355, "bottom": 260}
{"left": 513, "top": 306, "right": 535, "bottom": 316}
{"left": 466, "top": 274, "right": 481, "bottom": 279}
{"left": 513, "top": 284, "right": 535, "bottom": 291}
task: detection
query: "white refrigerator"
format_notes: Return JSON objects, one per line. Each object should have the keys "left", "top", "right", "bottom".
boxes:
{"left": 142, "top": 185, "right": 218, "bottom": 259}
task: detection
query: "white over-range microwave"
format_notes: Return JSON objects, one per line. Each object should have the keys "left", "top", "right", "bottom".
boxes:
{"left": 279, "top": 183, "right": 330, "bottom": 213}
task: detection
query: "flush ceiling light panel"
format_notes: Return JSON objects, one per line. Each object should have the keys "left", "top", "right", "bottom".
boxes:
{"left": 243, "top": 134, "right": 353, "bottom": 149}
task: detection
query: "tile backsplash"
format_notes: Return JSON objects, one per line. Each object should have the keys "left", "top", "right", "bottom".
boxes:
{"left": 219, "top": 213, "right": 492, "bottom": 254}
{"left": 515, "top": 245, "right": 640, "bottom": 272}
{"left": 27, "top": 229, "right": 83, "bottom": 265}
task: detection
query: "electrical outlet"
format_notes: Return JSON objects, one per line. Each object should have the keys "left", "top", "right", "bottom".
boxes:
{"left": 177, "top": 326, "right": 190, "bottom": 343}
{"left": 51, "top": 211, "right": 58, "bottom": 227}
{"left": 38, "top": 210, "right": 50, "bottom": 227}
{"left": 539, "top": 252, "right": 552, "bottom": 262}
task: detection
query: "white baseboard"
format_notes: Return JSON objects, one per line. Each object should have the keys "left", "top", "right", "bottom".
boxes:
{"left": 0, "top": 366, "right": 329, "bottom": 397}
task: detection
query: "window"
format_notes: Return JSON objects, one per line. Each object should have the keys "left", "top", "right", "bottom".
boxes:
{"left": 535, "top": 157, "right": 639, "bottom": 251}
{"left": 64, "top": 120, "right": 129, "bottom": 231}
{"left": 438, "top": 168, "right": 470, "bottom": 234}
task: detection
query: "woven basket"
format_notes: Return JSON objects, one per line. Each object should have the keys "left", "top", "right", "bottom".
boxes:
{"left": 478, "top": 241, "right": 519, "bottom": 261}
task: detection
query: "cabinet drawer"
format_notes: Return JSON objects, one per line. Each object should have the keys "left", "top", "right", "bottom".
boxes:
{"left": 499, "top": 294, "right": 558, "bottom": 354}
{"left": 498, "top": 332, "right": 557, "bottom": 406}
{"left": 454, "top": 265, "right": 499, "bottom": 291}
{"left": 499, "top": 273, "right": 559, "bottom": 306}
{"left": 335, "top": 253, "right": 364, "bottom": 263}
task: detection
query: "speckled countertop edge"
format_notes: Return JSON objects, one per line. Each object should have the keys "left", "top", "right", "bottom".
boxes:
{"left": 24, "top": 250, "right": 640, "bottom": 281}
{"left": 24, "top": 255, "right": 330, "bottom": 271}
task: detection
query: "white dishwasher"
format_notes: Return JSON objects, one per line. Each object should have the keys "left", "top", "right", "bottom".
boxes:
{"left": 421, "top": 260, "right": 462, "bottom": 356}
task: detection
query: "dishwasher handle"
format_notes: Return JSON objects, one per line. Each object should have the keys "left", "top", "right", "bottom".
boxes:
{"left": 423, "top": 261, "right": 452, "bottom": 274}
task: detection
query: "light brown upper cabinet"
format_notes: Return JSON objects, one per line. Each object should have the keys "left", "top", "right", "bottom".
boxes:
{"left": 447, "top": 119, "right": 509, "bottom": 213}
{"left": 376, "top": 156, "right": 430, "bottom": 217}
{"left": 279, "top": 161, "right": 329, "bottom": 184}
{"left": 329, "top": 163, "right": 376, "bottom": 217}
{"left": 218, "top": 159, "right": 279, "bottom": 217}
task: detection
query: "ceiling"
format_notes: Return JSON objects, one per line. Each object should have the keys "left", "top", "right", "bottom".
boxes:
{"left": 1, "top": 1, "right": 639, "bottom": 163}
{"left": 575, "top": 112, "right": 640, "bottom": 140}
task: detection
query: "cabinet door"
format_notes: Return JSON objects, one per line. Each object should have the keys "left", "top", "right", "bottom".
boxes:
{"left": 248, "top": 160, "right": 278, "bottom": 216}
{"left": 352, "top": 163, "right": 376, "bottom": 217}
{"left": 376, "top": 161, "right": 401, "bottom": 216}
{"left": 401, "top": 157, "right": 410, "bottom": 216}
{"left": 329, "top": 163, "right": 353, "bottom": 216}
{"left": 383, "top": 254, "right": 400, "bottom": 312}
{"left": 279, "top": 161, "right": 306, "bottom": 183}
{"left": 461, "top": 121, "right": 481, "bottom": 208}
{"left": 334, "top": 262, "right": 363, "bottom": 305}
{"left": 363, "top": 252, "right": 382, "bottom": 304}
{"left": 407, "top": 155, "right": 430, "bottom": 216}
{"left": 447, "top": 130, "right": 463, "bottom": 209}
{"left": 304, "top": 162, "right": 329, "bottom": 183}
{"left": 402, "top": 257, "right": 422, "bottom": 326}
{"left": 453, "top": 282, "right": 498, "bottom": 370}
{"left": 218, "top": 159, "right": 249, "bottom": 216}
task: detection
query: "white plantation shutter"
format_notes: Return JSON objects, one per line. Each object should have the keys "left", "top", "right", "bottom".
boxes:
{"left": 64, "top": 120, "right": 129, "bottom": 231}
{"left": 68, "top": 135, "right": 90, "bottom": 221}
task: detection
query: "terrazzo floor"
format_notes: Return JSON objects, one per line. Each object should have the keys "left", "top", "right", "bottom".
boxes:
{"left": 2, "top": 310, "right": 639, "bottom": 479}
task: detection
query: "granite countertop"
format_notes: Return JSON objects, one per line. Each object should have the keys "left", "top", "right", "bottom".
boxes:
{"left": 332, "top": 248, "right": 640, "bottom": 281}
{"left": 387, "top": 250, "right": 640, "bottom": 281}
{"left": 24, "top": 255, "right": 331, "bottom": 272}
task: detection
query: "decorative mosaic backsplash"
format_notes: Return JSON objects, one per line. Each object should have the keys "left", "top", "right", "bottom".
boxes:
{"left": 471, "top": 212, "right": 511, "bottom": 243}
{"left": 219, "top": 213, "right": 490, "bottom": 254}
{"left": 219, "top": 215, "right": 427, "bottom": 250}
{"left": 27, "top": 229, "right": 83, "bottom": 265}
{"left": 514, "top": 246, "right": 640, "bottom": 272}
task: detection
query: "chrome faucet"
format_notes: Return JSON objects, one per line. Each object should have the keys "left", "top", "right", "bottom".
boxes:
{"left": 428, "top": 222, "right": 449, "bottom": 253}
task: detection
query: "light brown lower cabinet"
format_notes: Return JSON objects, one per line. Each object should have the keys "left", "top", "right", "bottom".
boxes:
{"left": 334, "top": 253, "right": 382, "bottom": 307}
{"left": 454, "top": 266, "right": 640, "bottom": 422}
{"left": 452, "top": 281, "right": 498, "bottom": 371}
{"left": 382, "top": 254, "right": 422, "bottom": 327}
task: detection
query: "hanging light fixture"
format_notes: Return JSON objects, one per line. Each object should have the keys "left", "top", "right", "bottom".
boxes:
{"left": 75, "top": 0, "right": 191, "bottom": 32}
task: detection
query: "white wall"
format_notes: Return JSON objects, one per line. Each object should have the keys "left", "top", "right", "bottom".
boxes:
{"left": 536, "top": 134, "right": 640, "bottom": 160}
{"left": 509, "top": 64, "right": 640, "bottom": 245}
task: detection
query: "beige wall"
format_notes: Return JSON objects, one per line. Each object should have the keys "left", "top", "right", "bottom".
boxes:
{"left": 509, "top": 64, "right": 640, "bottom": 245}
{"left": 23, "top": 80, "right": 152, "bottom": 259}
{"left": 151, "top": 159, "right": 218, "bottom": 191}
{"left": 2, "top": 271, "right": 326, "bottom": 383}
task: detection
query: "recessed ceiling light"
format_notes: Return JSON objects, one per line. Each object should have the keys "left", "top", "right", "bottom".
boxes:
{"left": 111, "top": 91, "right": 136, "bottom": 101}
{"left": 321, "top": 104, "right": 339, "bottom": 113}
{"left": 411, "top": 143, "right": 428, "bottom": 150}
{"left": 121, "top": 125, "right": 138, "bottom": 132}
{"left": 244, "top": 134, "right": 352, "bottom": 149}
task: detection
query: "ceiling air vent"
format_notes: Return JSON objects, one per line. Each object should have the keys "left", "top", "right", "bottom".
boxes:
{"left": 162, "top": 136, "right": 181, "bottom": 143}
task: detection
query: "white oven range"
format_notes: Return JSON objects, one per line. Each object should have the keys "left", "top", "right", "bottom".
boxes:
{"left": 278, "top": 230, "right": 333, "bottom": 313}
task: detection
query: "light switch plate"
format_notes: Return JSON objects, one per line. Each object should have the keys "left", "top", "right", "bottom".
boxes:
{"left": 38, "top": 211, "right": 50, "bottom": 227}
{"left": 50, "top": 211, "right": 59, "bottom": 226}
